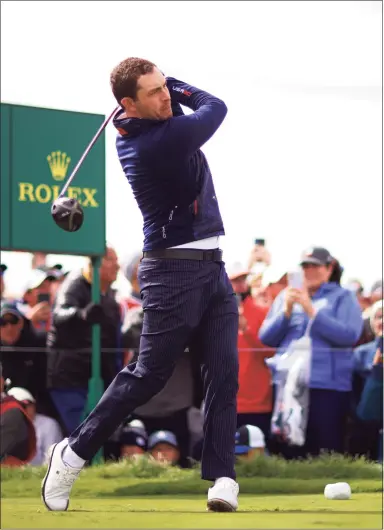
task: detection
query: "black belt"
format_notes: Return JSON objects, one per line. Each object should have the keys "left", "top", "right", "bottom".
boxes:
{"left": 142, "top": 248, "right": 223, "bottom": 261}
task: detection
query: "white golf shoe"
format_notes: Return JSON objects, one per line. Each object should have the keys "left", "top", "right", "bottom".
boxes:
{"left": 41, "top": 438, "right": 82, "bottom": 511}
{"left": 207, "top": 477, "right": 239, "bottom": 512}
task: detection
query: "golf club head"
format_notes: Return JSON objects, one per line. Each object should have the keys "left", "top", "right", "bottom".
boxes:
{"left": 51, "top": 196, "right": 84, "bottom": 232}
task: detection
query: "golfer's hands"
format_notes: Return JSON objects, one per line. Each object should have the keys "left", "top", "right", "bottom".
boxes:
{"left": 81, "top": 303, "right": 104, "bottom": 324}
{"left": 28, "top": 302, "right": 51, "bottom": 324}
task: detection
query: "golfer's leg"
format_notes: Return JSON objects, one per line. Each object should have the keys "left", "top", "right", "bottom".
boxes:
{"left": 192, "top": 265, "right": 239, "bottom": 481}
{"left": 68, "top": 261, "right": 199, "bottom": 461}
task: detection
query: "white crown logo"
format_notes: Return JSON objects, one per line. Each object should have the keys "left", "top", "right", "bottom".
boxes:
{"left": 47, "top": 151, "right": 71, "bottom": 182}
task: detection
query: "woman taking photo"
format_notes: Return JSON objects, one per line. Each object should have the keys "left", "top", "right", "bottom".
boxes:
{"left": 259, "top": 246, "right": 363, "bottom": 458}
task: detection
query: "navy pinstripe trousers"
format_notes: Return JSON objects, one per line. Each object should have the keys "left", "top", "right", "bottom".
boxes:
{"left": 69, "top": 257, "right": 239, "bottom": 480}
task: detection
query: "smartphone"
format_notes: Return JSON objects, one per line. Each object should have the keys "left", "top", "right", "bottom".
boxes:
{"left": 287, "top": 270, "right": 304, "bottom": 290}
{"left": 254, "top": 238, "right": 265, "bottom": 246}
{"left": 37, "top": 293, "right": 50, "bottom": 304}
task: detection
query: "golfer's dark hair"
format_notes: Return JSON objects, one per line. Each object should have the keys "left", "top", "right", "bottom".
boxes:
{"left": 110, "top": 57, "right": 157, "bottom": 103}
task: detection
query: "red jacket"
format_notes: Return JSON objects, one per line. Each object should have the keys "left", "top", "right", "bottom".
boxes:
{"left": 237, "top": 297, "right": 274, "bottom": 414}
{"left": 0, "top": 396, "right": 37, "bottom": 467}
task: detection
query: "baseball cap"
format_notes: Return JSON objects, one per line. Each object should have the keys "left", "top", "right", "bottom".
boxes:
{"left": 227, "top": 262, "right": 250, "bottom": 281}
{"left": 148, "top": 430, "right": 178, "bottom": 450}
{"left": 22, "top": 268, "right": 56, "bottom": 293}
{"left": 0, "top": 301, "right": 24, "bottom": 320}
{"left": 7, "top": 386, "right": 36, "bottom": 404}
{"left": 37, "top": 265, "right": 66, "bottom": 281}
{"left": 120, "top": 421, "right": 148, "bottom": 449}
{"left": 300, "top": 247, "right": 333, "bottom": 267}
{"left": 235, "top": 425, "right": 266, "bottom": 455}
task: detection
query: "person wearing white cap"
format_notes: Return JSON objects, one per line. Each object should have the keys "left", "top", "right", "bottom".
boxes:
{"left": 7, "top": 387, "right": 63, "bottom": 466}
{"left": 18, "top": 268, "right": 56, "bottom": 331}
{"left": 234, "top": 424, "right": 266, "bottom": 460}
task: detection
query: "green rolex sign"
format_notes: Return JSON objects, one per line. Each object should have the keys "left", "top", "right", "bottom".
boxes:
{"left": 1, "top": 103, "right": 106, "bottom": 256}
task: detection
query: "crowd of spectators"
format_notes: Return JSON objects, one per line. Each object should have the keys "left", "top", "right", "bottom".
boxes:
{"left": 0, "top": 242, "right": 382, "bottom": 468}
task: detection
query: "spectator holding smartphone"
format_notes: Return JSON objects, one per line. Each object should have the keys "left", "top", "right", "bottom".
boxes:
{"left": 18, "top": 269, "right": 57, "bottom": 331}
{"left": 259, "top": 247, "right": 363, "bottom": 457}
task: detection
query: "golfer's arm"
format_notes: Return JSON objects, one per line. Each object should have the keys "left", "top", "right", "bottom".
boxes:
{"left": 157, "top": 78, "right": 227, "bottom": 156}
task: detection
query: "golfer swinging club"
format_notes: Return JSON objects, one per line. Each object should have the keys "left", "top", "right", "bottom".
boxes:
{"left": 42, "top": 57, "right": 240, "bottom": 512}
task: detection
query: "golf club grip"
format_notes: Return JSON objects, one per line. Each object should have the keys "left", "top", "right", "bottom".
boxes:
{"left": 59, "top": 106, "right": 119, "bottom": 198}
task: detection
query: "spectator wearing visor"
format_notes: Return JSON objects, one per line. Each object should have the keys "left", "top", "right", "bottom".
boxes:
{"left": 259, "top": 247, "right": 363, "bottom": 457}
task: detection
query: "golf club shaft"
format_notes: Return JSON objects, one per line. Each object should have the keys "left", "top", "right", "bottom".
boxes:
{"left": 59, "top": 106, "right": 120, "bottom": 198}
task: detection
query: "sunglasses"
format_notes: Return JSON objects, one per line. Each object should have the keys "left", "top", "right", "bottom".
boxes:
{"left": 0, "top": 314, "right": 20, "bottom": 327}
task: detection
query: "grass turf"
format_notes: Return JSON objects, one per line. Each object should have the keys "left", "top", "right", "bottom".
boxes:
{"left": 1, "top": 453, "right": 383, "bottom": 498}
{"left": 2, "top": 494, "right": 383, "bottom": 528}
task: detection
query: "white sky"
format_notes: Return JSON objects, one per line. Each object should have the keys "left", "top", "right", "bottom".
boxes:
{"left": 1, "top": 0, "right": 382, "bottom": 297}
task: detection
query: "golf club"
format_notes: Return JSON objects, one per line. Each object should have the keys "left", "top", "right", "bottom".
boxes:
{"left": 51, "top": 106, "right": 120, "bottom": 232}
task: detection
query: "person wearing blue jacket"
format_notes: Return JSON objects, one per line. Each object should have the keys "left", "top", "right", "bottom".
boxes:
{"left": 259, "top": 247, "right": 363, "bottom": 457}
{"left": 347, "top": 301, "right": 383, "bottom": 460}
{"left": 42, "top": 58, "right": 239, "bottom": 513}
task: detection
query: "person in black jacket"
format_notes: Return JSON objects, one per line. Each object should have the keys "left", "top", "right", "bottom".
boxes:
{"left": 47, "top": 247, "right": 122, "bottom": 436}
{"left": 0, "top": 301, "right": 52, "bottom": 417}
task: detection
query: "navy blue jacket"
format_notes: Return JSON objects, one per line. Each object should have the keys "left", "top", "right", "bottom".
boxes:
{"left": 113, "top": 77, "right": 227, "bottom": 250}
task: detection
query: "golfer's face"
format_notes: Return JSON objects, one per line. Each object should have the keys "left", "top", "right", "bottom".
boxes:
{"left": 135, "top": 69, "right": 172, "bottom": 120}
